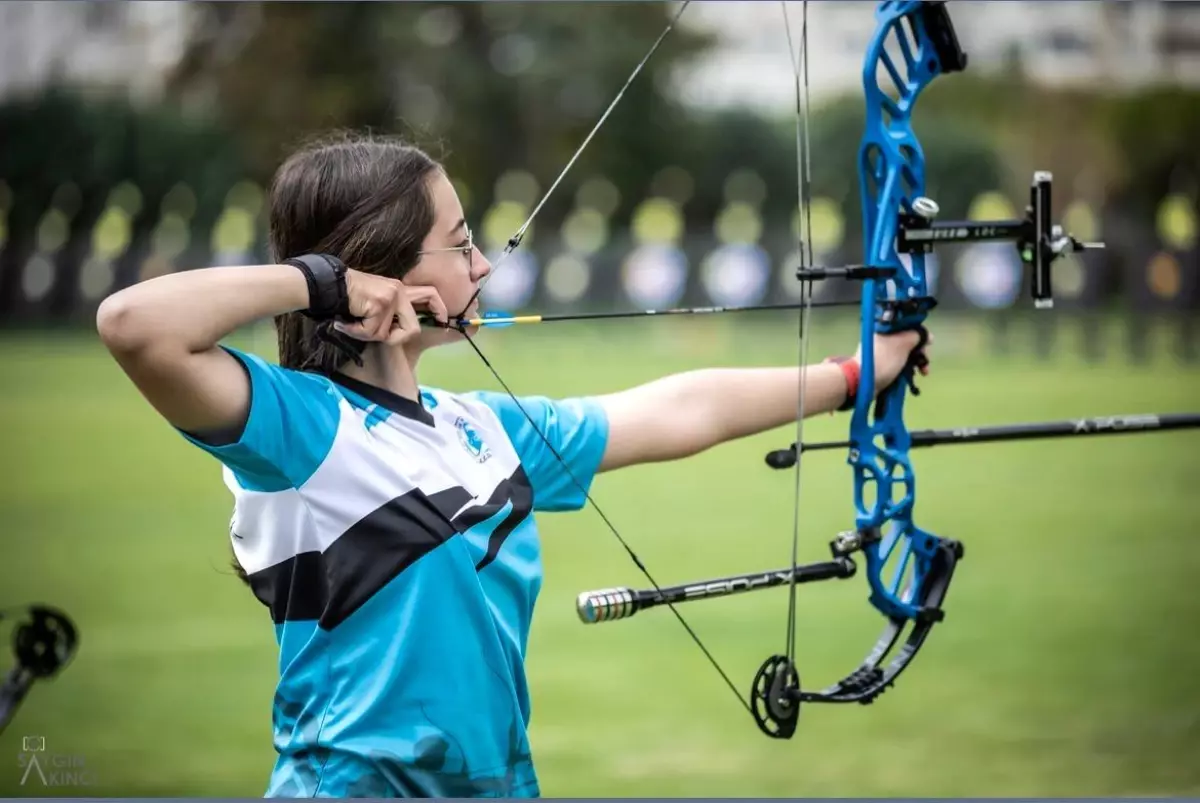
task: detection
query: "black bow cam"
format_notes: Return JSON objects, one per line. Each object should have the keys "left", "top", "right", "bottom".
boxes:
{"left": 750, "top": 532, "right": 962, "bottom": 739}
{"left": 0, "top": 606, "right": 79, "bottom": 735}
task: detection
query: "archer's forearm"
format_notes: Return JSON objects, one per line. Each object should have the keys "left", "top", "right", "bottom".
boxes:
{"left": 97, "top": 264, "right": 309, "bottom": 357}
{"left": 686, "top": 363, "right": 848, "bottom": 443}
{"left": 596, "top": 362, "right": 848, "bottom": 471}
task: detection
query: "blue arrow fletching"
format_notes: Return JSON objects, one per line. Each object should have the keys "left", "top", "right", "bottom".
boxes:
{"left": 479, "top": 311, "right": 516, "bottom": 328}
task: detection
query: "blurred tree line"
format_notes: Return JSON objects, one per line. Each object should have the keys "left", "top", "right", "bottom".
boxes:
{"left": 0, "top": 88, "right": 245, "bottom": 318}
{"left": 0, "top": 2, "right": 1197, "bottom": 317}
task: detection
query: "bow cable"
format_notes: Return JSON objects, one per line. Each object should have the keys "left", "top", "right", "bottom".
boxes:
{"left": 782, "top": 0, "right": 817, "bottom": 678}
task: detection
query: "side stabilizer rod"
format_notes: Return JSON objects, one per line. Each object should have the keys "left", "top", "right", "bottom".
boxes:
{"left": 576, "top": 558, "right": 856, "bottom": 624}
{"left": 766, "top": 412, "right": 1200, "bottom": 468}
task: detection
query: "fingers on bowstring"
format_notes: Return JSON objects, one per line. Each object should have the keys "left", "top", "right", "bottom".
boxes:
{"left": 333, "top": 287, "right": 401, "bottom": 342}
{"left": 365, "top": 289, "right": 400, "bottom": 341}
{"left": 409, "top": 286, "right": 449, "bottom": 325}
{"left": 385, "top": 288, "right": 421, "bottom": 345}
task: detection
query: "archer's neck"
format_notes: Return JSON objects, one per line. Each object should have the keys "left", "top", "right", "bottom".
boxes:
{"left": 338, "top": 341, "right": 425, "bottom": 402}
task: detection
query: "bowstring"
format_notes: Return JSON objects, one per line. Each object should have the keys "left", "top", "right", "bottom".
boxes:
{"left": 456, "top": 335, "right": 752, "bottom": 715}
{"left": 782, "top": 0, "right": 816, "bottom": 672}
{"left": 451, "top": 0, "right": 752, "bottom": 716}
{"left": 456, "top": 0, "right": 692, "bottom": 321}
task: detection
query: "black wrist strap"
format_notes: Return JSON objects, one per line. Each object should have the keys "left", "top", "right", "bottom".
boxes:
{"left": 283, "top": 254, "right": 350, "bottom": 320}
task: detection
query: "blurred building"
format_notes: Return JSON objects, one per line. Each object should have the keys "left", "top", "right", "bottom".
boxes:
{"left": 3, "top": 1, "right": 1198, "bottom": 108}
{"left": 0, "top": 1, "right": 258, "bottom": 103}
{"left": 0, "top": 2, "right": 189, "bottom": 102}
{"left": 675, "top": 0, "right": 1200, "bottom": 112}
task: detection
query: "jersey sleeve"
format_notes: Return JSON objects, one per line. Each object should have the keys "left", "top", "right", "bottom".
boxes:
{"left": 467, "top": 392, "right": 609, "bottom": 512}
{"left": 176, "top": 346, "right": 341, "bottom": 492}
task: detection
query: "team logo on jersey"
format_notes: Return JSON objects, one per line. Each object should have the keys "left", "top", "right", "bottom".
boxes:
{"left": 455, "top": 416, "right": 492, "bottom": 463}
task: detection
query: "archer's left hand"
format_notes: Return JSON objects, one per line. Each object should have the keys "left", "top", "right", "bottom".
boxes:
{"left": 858, "top": 329, "right": 932, "bottom": 393}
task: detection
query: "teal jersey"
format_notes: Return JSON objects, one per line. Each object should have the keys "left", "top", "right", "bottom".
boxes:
{"left": 179, "top": 347, "right": 609, "bottom": 797}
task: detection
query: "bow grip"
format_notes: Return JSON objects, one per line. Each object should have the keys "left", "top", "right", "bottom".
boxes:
{"left": 869, "top": 323, "right": 931, "bottom": 414}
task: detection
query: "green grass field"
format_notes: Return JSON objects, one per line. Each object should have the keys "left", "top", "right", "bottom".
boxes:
{"left": 2, "top": 314, "right": 1199, "bottom": 797}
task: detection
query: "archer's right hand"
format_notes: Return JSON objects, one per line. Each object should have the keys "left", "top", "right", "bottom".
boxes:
{"left": 333, "top": 270, "right": 449, "bottom": 346}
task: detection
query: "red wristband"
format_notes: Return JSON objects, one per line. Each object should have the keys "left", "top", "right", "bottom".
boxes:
{"left": 824, "top": 356, "right": 860, "bottom": 411}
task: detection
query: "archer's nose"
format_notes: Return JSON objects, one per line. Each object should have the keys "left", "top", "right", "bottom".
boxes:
{"left": 472, "top": 249, "right": 491, "bottom": 282}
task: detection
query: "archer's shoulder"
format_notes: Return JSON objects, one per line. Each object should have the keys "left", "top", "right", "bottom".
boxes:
{"left": 437, "top": 388, "right": 608, "bottom": 431}
{"left": 221, "top": 345, "right": 342, "bottom": 402}
{"left": 417, "top": 386, "right": 499, "bottom": 421}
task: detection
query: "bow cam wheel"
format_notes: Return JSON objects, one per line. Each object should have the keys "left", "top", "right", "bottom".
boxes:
{"left": 751, "top": 654, "right": 801, "bottom": 739}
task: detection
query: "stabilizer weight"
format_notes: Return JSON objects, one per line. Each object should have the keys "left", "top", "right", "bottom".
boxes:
{"left": 576, "top": 587, "right": 639, "bottom": 624}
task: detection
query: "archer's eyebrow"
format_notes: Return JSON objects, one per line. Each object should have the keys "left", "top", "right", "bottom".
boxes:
{"left": 447, "top": 218, "right": 466, "bottom": 239}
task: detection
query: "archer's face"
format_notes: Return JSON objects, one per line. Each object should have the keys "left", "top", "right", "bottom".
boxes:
{"left": 406, "top": 171, "right": 490, "bottom": 337}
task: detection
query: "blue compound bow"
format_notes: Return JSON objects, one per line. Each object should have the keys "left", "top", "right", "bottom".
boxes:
{"left": 451, "top": 0, "right": 1200, "bottom": 740}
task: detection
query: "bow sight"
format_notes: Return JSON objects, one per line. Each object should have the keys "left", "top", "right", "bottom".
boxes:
{"left": 897, "top": 171, "right": 1106, "bottom": 310}
{"left": 0, "top": 606, "right": 78, "bottom": 735}
{"left": 767, "top": 167, "right": 1111, "bottom": 475}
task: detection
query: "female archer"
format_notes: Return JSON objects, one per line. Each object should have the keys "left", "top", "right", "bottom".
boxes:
{"left": 96, "top": 132, "right": 929, "bottom": 798}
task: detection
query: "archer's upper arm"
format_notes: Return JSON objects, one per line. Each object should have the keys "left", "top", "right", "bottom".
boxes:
{"left": 594, "top": 382, "right": 722, "bottom": 472}
{"left": 176, "top": 347, "right": 342, "bottom": 491}
{"left": 593, "top": 390, "right": 654, "bottom": 473}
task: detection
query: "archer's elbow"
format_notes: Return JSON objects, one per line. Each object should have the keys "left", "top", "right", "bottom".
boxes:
{"left": 600, "top": 400, "right": 722, "bottom": 472}
{"left": 96, "top": 289, "right": 150, "bottom": 357}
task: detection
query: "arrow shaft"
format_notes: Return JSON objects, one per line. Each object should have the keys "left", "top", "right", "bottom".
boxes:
{"left": 449, "top": 299, "right": 859, "bottom": 328}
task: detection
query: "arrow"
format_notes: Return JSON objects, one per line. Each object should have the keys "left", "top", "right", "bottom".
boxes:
{"left": 421, "top": 299, "right": 861, "bottom": 329}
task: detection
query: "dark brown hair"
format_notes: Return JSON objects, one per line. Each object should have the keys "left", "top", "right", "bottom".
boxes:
{"left": 230, "top": 133, "right": 441, "bottom": 586}
{"left": 268, "top": 131, "right": 442, "bottom": 375}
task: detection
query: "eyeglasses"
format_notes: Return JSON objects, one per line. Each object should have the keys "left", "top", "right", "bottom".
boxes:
{"left": 417, "top": 226, "right": 474, "bottom": 267}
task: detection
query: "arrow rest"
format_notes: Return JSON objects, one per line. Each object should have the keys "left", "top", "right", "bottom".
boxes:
{"left": 751, "top": 654, "right": 802, "bottom": 739}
